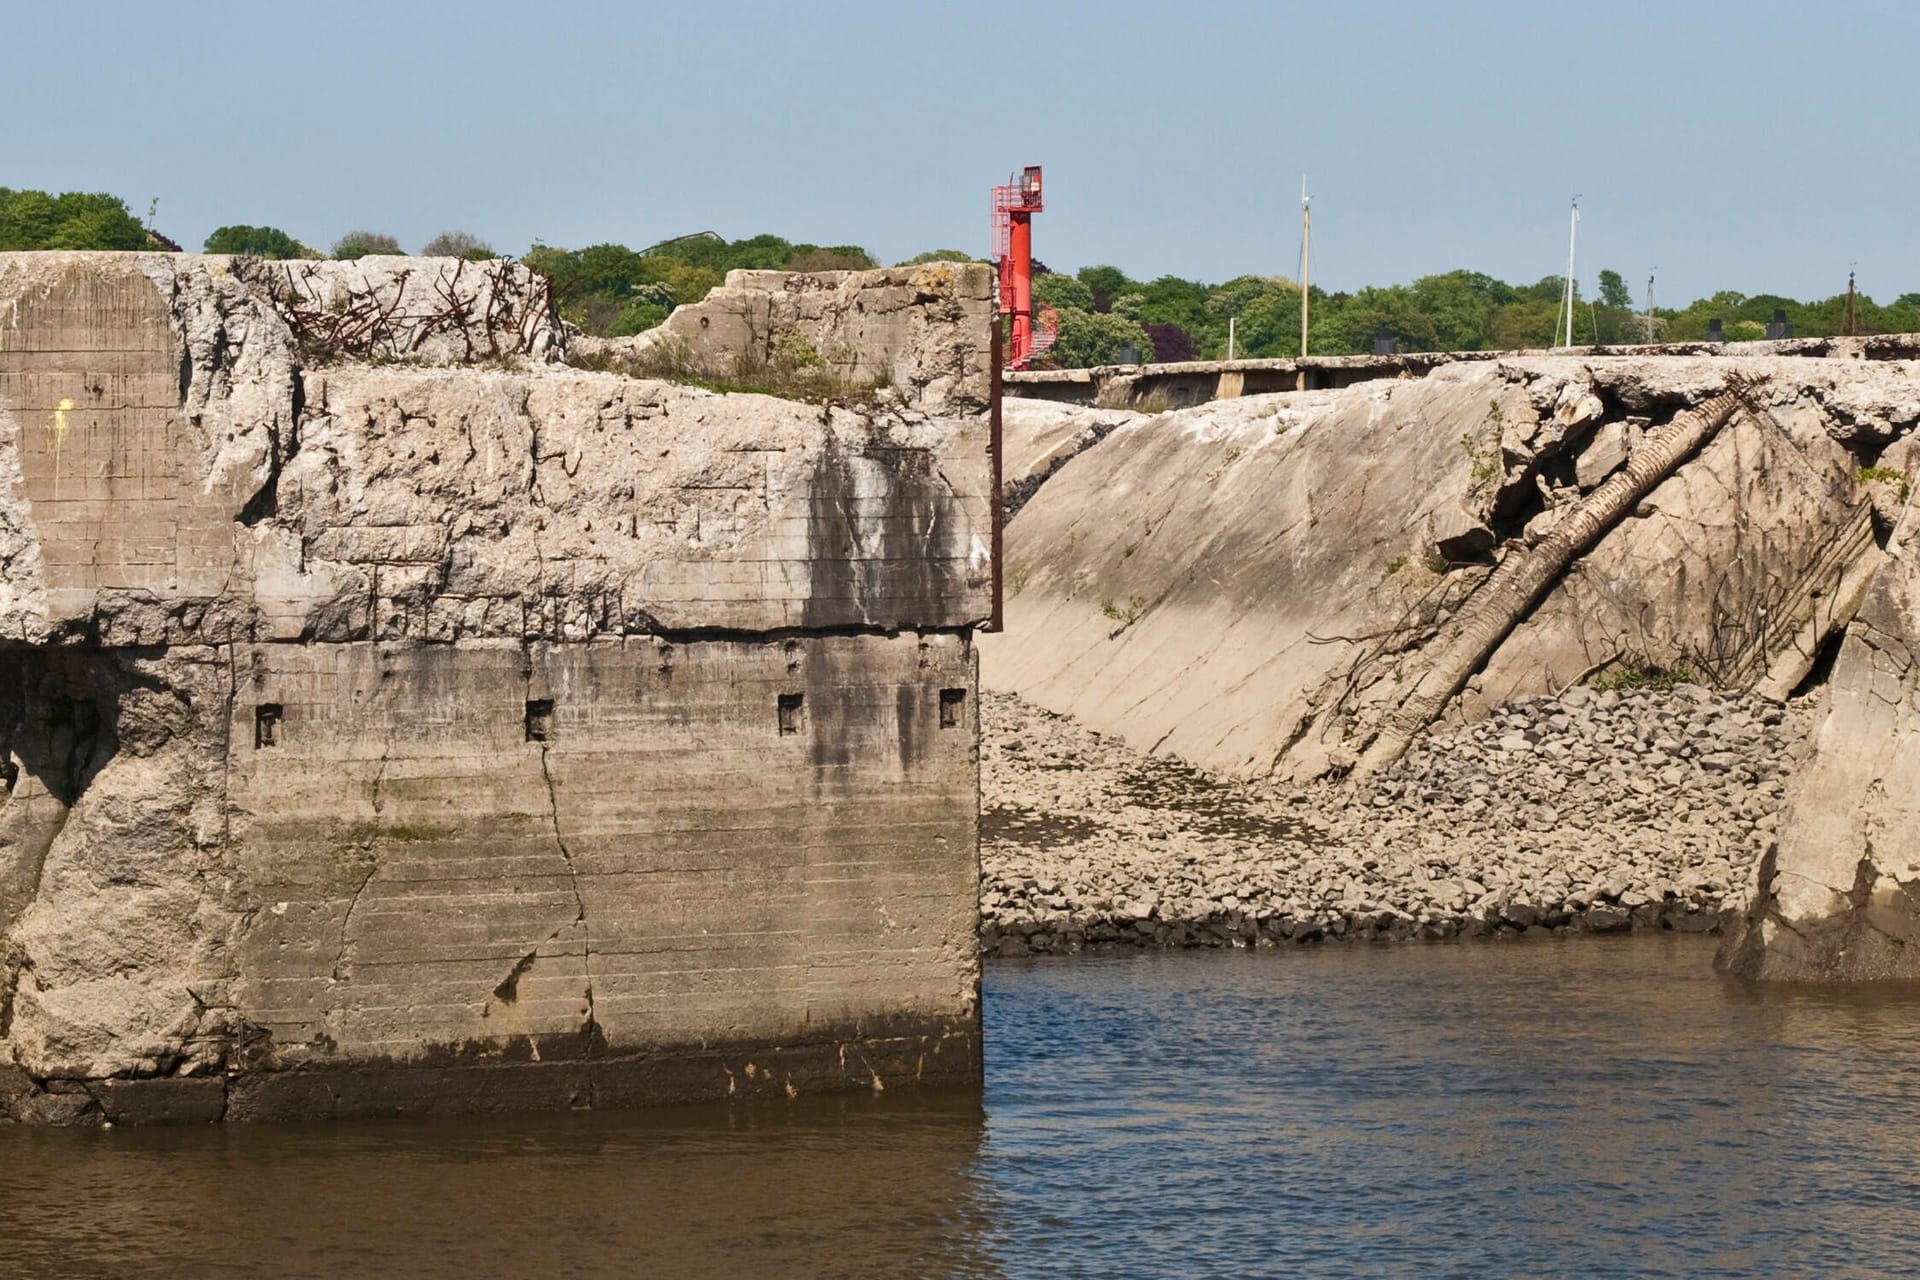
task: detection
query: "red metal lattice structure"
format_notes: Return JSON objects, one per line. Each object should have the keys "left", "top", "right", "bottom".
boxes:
{"left": 992, "top": 166, "right": 1055, "bottom": 369}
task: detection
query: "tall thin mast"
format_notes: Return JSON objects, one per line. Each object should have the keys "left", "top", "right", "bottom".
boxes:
{"left": 1643, "top": 271, "right": 1656, "bottom": 343}
{"left": 1560, "top": 196, "right": 1581, "bottom": 348}
{"left": 1299, "top": 176, "right": 1311, "bottom": 358}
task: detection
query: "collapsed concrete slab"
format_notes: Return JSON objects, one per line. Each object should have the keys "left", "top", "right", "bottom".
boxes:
{"left": 0, "top": 252, "right": 990, "bottom": 1122}
{"left": 1718, "top": 467, "right": 1920, "bottom": 980}
{"left": 989, "top": 354, "right": 1920, "bottom": 782}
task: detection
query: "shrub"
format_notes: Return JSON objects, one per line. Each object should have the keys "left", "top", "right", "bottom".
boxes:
{"left": 573, "top": 329, "right": 887, "bottom": 407}
{"left": 203, "top": 224, "right": 304, "bottom": 259}
{"left": 332, "top": 230, "right": 403, "bottom": 260}
{"left": 421, "top": 230, "right": 496, "bottom": 260}
{"left": 785, "top": 245, "right": 876, "bottom": 272}
{"left": 899, "top": 249, "right": 979, "bottom": 266}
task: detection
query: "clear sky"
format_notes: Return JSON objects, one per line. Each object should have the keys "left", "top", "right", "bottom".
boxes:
{"left": 7, "top": 0, "right": 1913, "bottom": 303}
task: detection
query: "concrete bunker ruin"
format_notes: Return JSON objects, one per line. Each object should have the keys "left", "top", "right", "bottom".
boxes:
{"left": 0, "top": 251, "right": 997, "bottom": 1123}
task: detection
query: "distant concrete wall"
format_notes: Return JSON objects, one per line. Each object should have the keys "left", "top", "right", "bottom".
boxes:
{"left": 0, "top": 252, "right": 988, "bottom": 1123}
{"left": 1007, "top": 335, "right": 1920, "bottom": 410}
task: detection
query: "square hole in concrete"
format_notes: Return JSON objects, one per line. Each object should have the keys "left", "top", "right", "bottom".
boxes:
{"left": 939, "top": 688, "right": 966, "bottom": 729}
{"left": 525, "top": 699, "right": 555, "bottom": 743}
{"left": 778, "top": 692, "right": 804, "bottom": 736}
{"left": 255, "top": 703, "right": 283, "bottom": 749}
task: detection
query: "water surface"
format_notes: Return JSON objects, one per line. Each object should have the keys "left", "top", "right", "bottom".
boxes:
{"left": 7, "top": 936, "right": 1920, "bottom": 1278}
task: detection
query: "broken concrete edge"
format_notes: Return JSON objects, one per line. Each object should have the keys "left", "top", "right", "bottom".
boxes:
{"left": 569, "top": 262, "right": 998, "bottom": 415}
{"left": 1718, "top": 475, "right": 1920, "bottom": 982}
{"left": 0, "top": 252, "right": 998, "bottom": 647}
{"left": 0, "top": 1017, "right": 981, "bottom": 1125}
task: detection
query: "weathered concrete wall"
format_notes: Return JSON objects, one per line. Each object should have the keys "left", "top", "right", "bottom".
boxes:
{"left": 0, "top": 252, "right": 988, "bottom": 1122}
{"left": 988, "top": 354, "right": 1920, "bottom": 782}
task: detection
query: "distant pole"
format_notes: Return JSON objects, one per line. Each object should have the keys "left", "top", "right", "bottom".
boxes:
{"left": 1300, "top": 176, "right": 1312, "bottom": 358}
{"left": 1227, "top": 315, "right": 1237, "bottom": 360}
{"left": 1845, "top": 268, "right": 1858, "bottom": 337}
{"left": 1643, "top": 272, "right": 1656, "bottom": 343}
{"left": 1560, "top": 196, "right": 1581, "bottom": 347}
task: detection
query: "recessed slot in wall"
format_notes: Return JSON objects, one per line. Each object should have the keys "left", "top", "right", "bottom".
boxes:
{"left": 525, "top": 698, "right": 555, "bottom": 743}
{"left": 939, "top": 688, "right": 966, "bottom": 729}
{"left": 255, "top": 703, "right": 283, "bottom": 749}
{"left": 777, "top": 692, "right": 804, "bottom": 736}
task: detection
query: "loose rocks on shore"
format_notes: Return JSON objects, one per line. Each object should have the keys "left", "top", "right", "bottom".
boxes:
{"left": 980, "top": 686, "right": 1813, "bottom": 957}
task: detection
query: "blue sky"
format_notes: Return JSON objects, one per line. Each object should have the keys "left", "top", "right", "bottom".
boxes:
{"left": 7, "top": 0, "right": 1913, "bottom": 303}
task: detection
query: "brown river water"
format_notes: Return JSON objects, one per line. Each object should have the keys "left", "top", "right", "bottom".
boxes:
{"left": 6, "top": 935, "right": 1920, "bottom": 1278}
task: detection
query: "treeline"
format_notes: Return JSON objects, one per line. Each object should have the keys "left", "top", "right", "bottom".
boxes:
{"left": 8, "top": 188, "right": 1917, "bottom": 361}
{"left": 1024, "top": 264, "right": 1920, "bottom": 366}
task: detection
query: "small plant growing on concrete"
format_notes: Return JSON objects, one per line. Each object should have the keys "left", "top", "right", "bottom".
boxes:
{"left": 1590, "top": 660, "right": 1695, "bottom": 693}
{"left": 1856, "top": 466, "right": 1911, "bottom": 502}
{"left": 1101, "top": 594, "right": 1147, "bottom": 629}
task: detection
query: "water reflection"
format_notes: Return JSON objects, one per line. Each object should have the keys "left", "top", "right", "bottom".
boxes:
{"left": 981, "top": 936, "right": 1920, "bottom": 1278}
{"left": 0, "top": 1092, "right": 998, "bottom": 1279}
{"left": 9, "top": 936, "right": 1920, "bottom": 1278}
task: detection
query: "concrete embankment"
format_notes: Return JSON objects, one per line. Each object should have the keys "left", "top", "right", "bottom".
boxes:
{"left": 981, "top": 687, "right": 1810, "bottom": 955}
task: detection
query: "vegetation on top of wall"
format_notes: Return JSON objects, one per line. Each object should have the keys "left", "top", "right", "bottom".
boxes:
{"left": 203, "top": 224, "right": 315, "bottom": 259}
{"left": 572, "top": 329, "right": 889, "bottom": 407}
{"left": 522, "top": 234, "right": 879, "bottom": 338}
{"left": 332, "top": 231, "right": 404, "bottom": 260}
{"left": 421, "top": 231, "right": 497, "bottom": 261}
{"left": 0, "top": 188, "right": 153, "bottom": 251}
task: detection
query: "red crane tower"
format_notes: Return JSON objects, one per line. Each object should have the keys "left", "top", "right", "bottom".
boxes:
{"left": 992, "top": 166, "right": 1056, "bottom": 369}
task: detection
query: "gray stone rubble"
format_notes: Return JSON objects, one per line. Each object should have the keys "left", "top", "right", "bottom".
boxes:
{"left": 980, "top": 687, "right": 1813, "bottom": 955}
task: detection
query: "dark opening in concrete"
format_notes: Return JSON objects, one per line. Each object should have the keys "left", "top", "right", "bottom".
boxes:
{"left": 778, "top": 693, "right": 804, "bottom": 736}
{"left": 254, "top": 704, "right": 283, "bottom": 749}
{"left": 525, "top": 699, "right": 555, "bottom": 743}
{"left": 939, "top": 688, "right": 966, "bottom": 728}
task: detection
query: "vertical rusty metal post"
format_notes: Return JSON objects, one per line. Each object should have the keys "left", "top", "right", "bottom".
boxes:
{"left": 988, "top": 316, "right": 1005, "bottom": 633}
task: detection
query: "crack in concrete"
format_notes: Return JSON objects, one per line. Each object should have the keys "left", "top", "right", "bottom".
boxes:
{"left": 534, "top": 735, "right": 596, "bottom": 1047}
{"left": 330, "top": 737, "right": 392, "bottom": 982}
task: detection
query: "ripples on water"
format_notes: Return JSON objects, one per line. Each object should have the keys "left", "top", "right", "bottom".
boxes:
{"left": 7, "top": 936, "right": 1920, "bottom": 1278}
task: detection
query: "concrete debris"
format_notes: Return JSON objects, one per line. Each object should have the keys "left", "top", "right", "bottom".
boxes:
{"left": 1720, "top": 475, "right": 1920, "bottom": 979}
{"left": 981, "top": 686, "right": 1812, "bottom": 955}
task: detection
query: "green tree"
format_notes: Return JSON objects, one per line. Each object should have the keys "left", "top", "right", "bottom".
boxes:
{"left": 1489, "top": 298, "right": 1562, "bottom": 350}
{"left": 1316, "top": 284, "right": 1439, "bottom": 354}
{"left": 1194, "top": 275, "right": 1301, "bottom": 357}
{"left": 1134, "top": 275, "right": 1210, "bottom": 334}
{"left": 1076, "top": 264, "right": 1134, "bottom": 312}
{"left": 1042, "top": 308, "right": 1156, "bottom": 368}
{"left": 0, "top": 188, "right": 150, "bottom": 251}
{"left": 1409, "top": 270, "right": 1511, "bottom": 350}
{"left": 204, "top": 224, "right": 305, "bottom": 258}
{"left": 1033, "top": 273, "right": 1094, "bottom": 312}
{"left": 1597, "top": 269, "right": 1632, "bottom": 309}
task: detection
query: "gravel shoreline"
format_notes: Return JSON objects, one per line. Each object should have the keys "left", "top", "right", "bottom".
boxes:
{"left": 980, "top": 687, "right": 1812, "bottom": 956}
